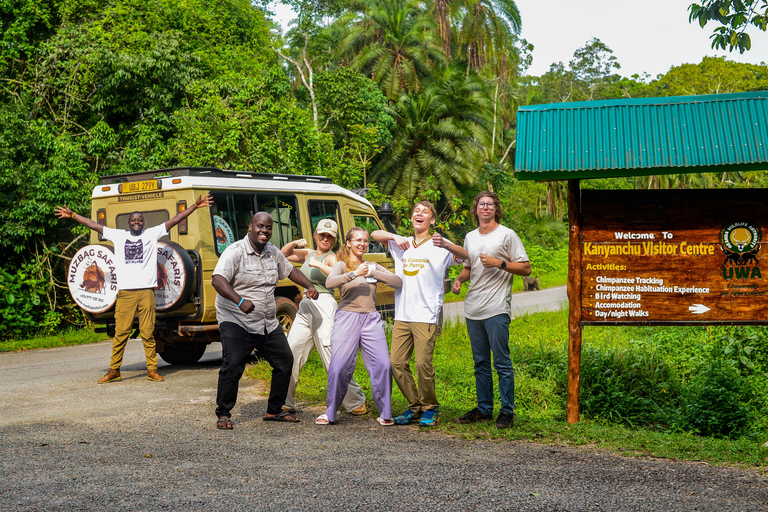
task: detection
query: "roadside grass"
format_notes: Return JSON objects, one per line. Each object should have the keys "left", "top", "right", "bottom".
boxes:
{"left": 247, "top": 309, "right": 768, "bottom": 470}
{"left": 0, "top": 325, "right": 105, "bottom": 352}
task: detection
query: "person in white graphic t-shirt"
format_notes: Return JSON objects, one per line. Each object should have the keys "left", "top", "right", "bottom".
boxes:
{"left": 372, "top": 201, "right": 467, "bottom": 426}
{"left": 55, "top": 194, "right": 212, "bottom": 383}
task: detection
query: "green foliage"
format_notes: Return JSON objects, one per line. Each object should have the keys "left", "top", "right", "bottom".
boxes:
{"left": 371, "top": 67, "right": 490, "bottom": 203}
{"left": 680, "top": 358, "right": 755, "bottom": 438}
{"left": 333, "top": 0, "right": 445, "bottom": 100}
{"left": 0, "top": 100, "right": 94, "bottom": 260}
{"left": 689, "top": 0, "right": 768, "bottom": 53}
{"left": 313, "top": 66, "right": 394, "bottom": 147}
{"left": 170, "top": 69, "right": 337, "bottom": 175}
{"left": 652, "top": 56, "right": 768, "bottom": 96}
{"left": 579, "top": 344, "right": 681, "bottom": 429}
{"left": 0, "top": 260, "right": 51, "bottom": 339}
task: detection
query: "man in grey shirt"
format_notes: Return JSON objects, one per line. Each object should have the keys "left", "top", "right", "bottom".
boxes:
{"left": 212, "top": 212, "right": 319, "bottom": 429}
{"left": 452, "top": 191, "right": 531, "bottom": 429}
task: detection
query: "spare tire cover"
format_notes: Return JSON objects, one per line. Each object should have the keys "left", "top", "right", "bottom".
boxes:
{"left": 155, "top": 241, "right": 195, "bottom": 312}
{"left": 68, "top": 245, "right": 119, "bottom": 313}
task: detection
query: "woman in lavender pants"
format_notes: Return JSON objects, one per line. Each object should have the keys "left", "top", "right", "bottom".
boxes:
{"left": 316, "top": 227, "right": 402, "bottom": 426}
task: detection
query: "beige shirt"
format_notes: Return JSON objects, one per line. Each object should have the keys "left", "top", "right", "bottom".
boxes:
{"left": 326, "top": 261, "right": 402, "bottom": 313}
{"left": 213, "top": 236, "right": 293, "bottom": 334}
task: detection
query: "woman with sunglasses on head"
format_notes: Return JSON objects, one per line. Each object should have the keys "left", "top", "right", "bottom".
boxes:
{"left": 316, "top": 227, "right": 402, "bottom": 426}
{"left": 280, "top": 220, "right": 368, "bottom": 416}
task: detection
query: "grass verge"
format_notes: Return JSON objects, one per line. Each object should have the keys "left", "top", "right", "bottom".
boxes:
{"left": 246, "top": 310, "right": 768, "bottom": 471}
{"left": 0, "top": 326, "right": 106, "bottom": 352}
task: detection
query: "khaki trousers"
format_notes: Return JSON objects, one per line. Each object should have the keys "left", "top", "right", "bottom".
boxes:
{"left": 110, "top": 289, "right": 158, "bottom": 370}
{"left": 390, "top": 321, "right": 438, "bottom": 413}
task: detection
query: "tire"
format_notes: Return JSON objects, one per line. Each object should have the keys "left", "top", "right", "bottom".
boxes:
{"left": 158, "top": 342, "right": 207, "bottom": 365}
{"left": 275, "top": 297, "right": 298, "bottom": 336}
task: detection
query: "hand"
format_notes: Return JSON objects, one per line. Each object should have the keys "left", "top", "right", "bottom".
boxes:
{"left": 305, "top": 286, "right": 319, "bottom": 300}
{"left": 392, "top": 235, "right": 410, "bottom": 251}
{"left": 239, "top": 299, "right": 255, "bottom": 314}
{"left": 195, "top": 193, "right": 213, "bottom": 209}
{"left": 365, "top": 262, "right": 376, "bottom": 277}
{"left": 451, "top": 279, "right": 463, "bottom": 294}
{"left": 354, "top": 262, "right": 369, "bottom": 277}
{"left": 307, "top": 257, "right": 320, "bottom": 268}
{"left": 54, "top": 205, "right": 74, "bottom": 219}
{"left": 432, "top": 232, "right": 445, "bottom": 247}
{"left": 294, "top": 238, "right": 308, "bottom": 249}
{"left": 479, "top": 253, "right": 501, "bottom": 269}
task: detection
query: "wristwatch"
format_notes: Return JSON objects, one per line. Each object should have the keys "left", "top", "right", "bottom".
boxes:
{"left": 499, "top": 261, "right": 507, "bottom": 270}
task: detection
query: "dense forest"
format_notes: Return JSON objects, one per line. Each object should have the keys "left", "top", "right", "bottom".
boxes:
{"left": 1, "top": 0, "right": 767, "bottom": 337}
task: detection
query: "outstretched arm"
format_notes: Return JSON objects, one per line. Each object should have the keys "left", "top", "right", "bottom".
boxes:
{"left": 165, "top": 193, "right": 213, "bottom": 231}
{"left": 432, "top": 233, "right": 468, "bottom": 261}
{"left": 371, "top": 229, "right": 410, "bottom": 251}
{"left": 54, "top": 205, "right": 104, "bottom": 235}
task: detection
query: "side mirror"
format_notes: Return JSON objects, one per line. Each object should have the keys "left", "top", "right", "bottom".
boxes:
{"left": 378, "top": 202, "right": 397, "bottom": 234}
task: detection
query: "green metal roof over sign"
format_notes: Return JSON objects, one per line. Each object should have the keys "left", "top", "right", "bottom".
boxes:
{"left": 514, "top": 91, "right": 768, "bottom": 181}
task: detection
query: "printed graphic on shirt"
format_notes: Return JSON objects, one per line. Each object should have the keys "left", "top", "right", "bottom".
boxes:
{"left": 403, "top": 256, "right": 430, "bottom": 276}
{"left": 124, "top": 239, "right": 144, "bottom": 264}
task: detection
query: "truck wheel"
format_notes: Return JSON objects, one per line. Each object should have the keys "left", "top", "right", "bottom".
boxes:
{"left": 276, "top": 297, "right": 298, "bottom": 336}
{"left": 159, "top": 343, "right": 207, "bottom": 365}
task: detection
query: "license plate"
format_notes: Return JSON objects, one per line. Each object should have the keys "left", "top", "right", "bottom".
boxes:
{"left": 119, "top": 180, "right": 160, "bottom": 194}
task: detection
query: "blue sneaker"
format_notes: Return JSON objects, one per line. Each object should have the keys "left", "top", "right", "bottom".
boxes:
{"left": 419, "top": 409, "right": 439, "bottom": 426}
{"left": 394, "top": 409, "right": 421, "bottom": 425}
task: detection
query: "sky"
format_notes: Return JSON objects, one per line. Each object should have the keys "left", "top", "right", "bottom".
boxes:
{"left": 269, "top": 0, "right": 768, "bottom": 79}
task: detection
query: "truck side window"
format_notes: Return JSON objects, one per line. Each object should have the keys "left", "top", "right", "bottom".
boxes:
{"left": 210, "top": 193, "right": 255, "bottom": 255}
{"left": 116, "top": 210, "right": 171, "bottom": 242}
{"left": 308, "top": 200, "right": 342, "bottom": 249}
{"left": 353, "top": 215, "right": 386, "bottom": 254}
{"left": 256, "top": 194, "right": 301, "bottom": 249}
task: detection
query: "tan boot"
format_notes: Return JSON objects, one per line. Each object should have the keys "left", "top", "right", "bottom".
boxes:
{"left": 146, "top": 369, "right": 164, "bottom": 382}
{"left": 97, "top": 369, "right": 121, "bottom": 384}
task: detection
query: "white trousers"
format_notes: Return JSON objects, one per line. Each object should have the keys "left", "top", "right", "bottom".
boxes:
{"left": 285, "top": 293, "right": 366, "bottom": 411}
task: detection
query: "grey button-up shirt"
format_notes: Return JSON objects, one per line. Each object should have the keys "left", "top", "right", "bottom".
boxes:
{"left": 213, "top": 236, "right": 293, "bottom": 334}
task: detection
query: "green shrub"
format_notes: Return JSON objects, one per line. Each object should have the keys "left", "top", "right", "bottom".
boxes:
{"left": 578, "top": 345, "right": 681, "bottom": 429}
{"left": 679, "top": 359, "right": 755, "bottom": 438}
{"left": 0, "top": 262, "right": 52, "bottom": 340}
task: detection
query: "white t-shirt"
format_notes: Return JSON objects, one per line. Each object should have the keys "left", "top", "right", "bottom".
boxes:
{"left": 463, "top": 224, "right": 528, "bottom": 321}
{"left": 102, "top": 224, "right": 168, "bottom": 290}
{"left": 389, "top": 237, "right": 462, "bottom": 324}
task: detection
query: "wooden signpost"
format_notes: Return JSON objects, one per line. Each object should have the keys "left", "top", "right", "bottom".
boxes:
{"left": 567, "top": 184, "right": 768, "bottom": 423}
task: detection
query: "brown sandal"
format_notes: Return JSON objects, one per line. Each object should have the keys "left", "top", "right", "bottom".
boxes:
{"left": 216, "top": 416, "right": 233, "bottom": 430}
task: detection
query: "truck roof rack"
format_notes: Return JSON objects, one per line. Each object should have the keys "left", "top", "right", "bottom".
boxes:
{"left": 99, "top": 167, "right": 333, "bottom": 185}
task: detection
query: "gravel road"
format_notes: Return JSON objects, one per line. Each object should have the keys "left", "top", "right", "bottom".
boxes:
{"left": 1, "top": 291, "right": 767, "bottom": 511}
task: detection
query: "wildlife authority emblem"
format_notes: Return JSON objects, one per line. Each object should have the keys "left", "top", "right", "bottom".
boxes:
{"left": 720, "top": 220, "right": 762, "bottom": 267}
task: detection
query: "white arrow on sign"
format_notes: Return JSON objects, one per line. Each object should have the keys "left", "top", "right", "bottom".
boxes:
{"left": 689, "top": 304, "right": 711, "bottom": 314}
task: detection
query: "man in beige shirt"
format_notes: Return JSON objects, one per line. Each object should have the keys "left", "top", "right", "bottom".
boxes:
{"left": 212, "top": 212, "right": 319, "bottom": 429}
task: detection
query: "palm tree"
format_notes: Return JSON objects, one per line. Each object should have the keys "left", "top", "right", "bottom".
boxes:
{"left": 370, "top": 67, "right": 490, "bottom": 202}
{"left": 333, "top": 0, "right": 445, "bottom": 100}
{"left": 454, "top": 0, "right": 521, "bottom": 74}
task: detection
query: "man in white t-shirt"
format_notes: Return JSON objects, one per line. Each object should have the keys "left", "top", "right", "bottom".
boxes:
{"left": 451, "top": 191, "right": 531, "bottom": 429}
{"left": 55, "top": 194, "right": 212, "bottom": 383}
{"left": 372, "top": 201, "right": 467, "bottom": 426}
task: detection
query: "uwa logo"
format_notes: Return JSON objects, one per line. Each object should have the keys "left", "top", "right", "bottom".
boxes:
{"left": 720, "top": 220, "right": 763, "bottom": 280}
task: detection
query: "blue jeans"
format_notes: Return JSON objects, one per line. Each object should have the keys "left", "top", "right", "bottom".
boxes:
{"left": 465, "top": 314, "right": 514, "bottom": 415}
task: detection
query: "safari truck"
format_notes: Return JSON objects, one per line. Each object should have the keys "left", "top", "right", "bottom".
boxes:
{"left": 67, "top": 167, "right": 397, "bottom": 365}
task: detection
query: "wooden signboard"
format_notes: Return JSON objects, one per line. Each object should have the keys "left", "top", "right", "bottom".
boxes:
{"left": 580, "top": 189, "right": 768, "bottom": 325}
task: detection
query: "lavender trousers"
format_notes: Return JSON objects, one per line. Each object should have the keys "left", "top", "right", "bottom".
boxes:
{"left": 325, "top": 309, "right": 392, "bottom": 422}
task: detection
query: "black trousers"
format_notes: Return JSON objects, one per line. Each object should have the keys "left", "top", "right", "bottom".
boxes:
{"left": 215, "top": 322, "right": 294, "bottom": 418}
